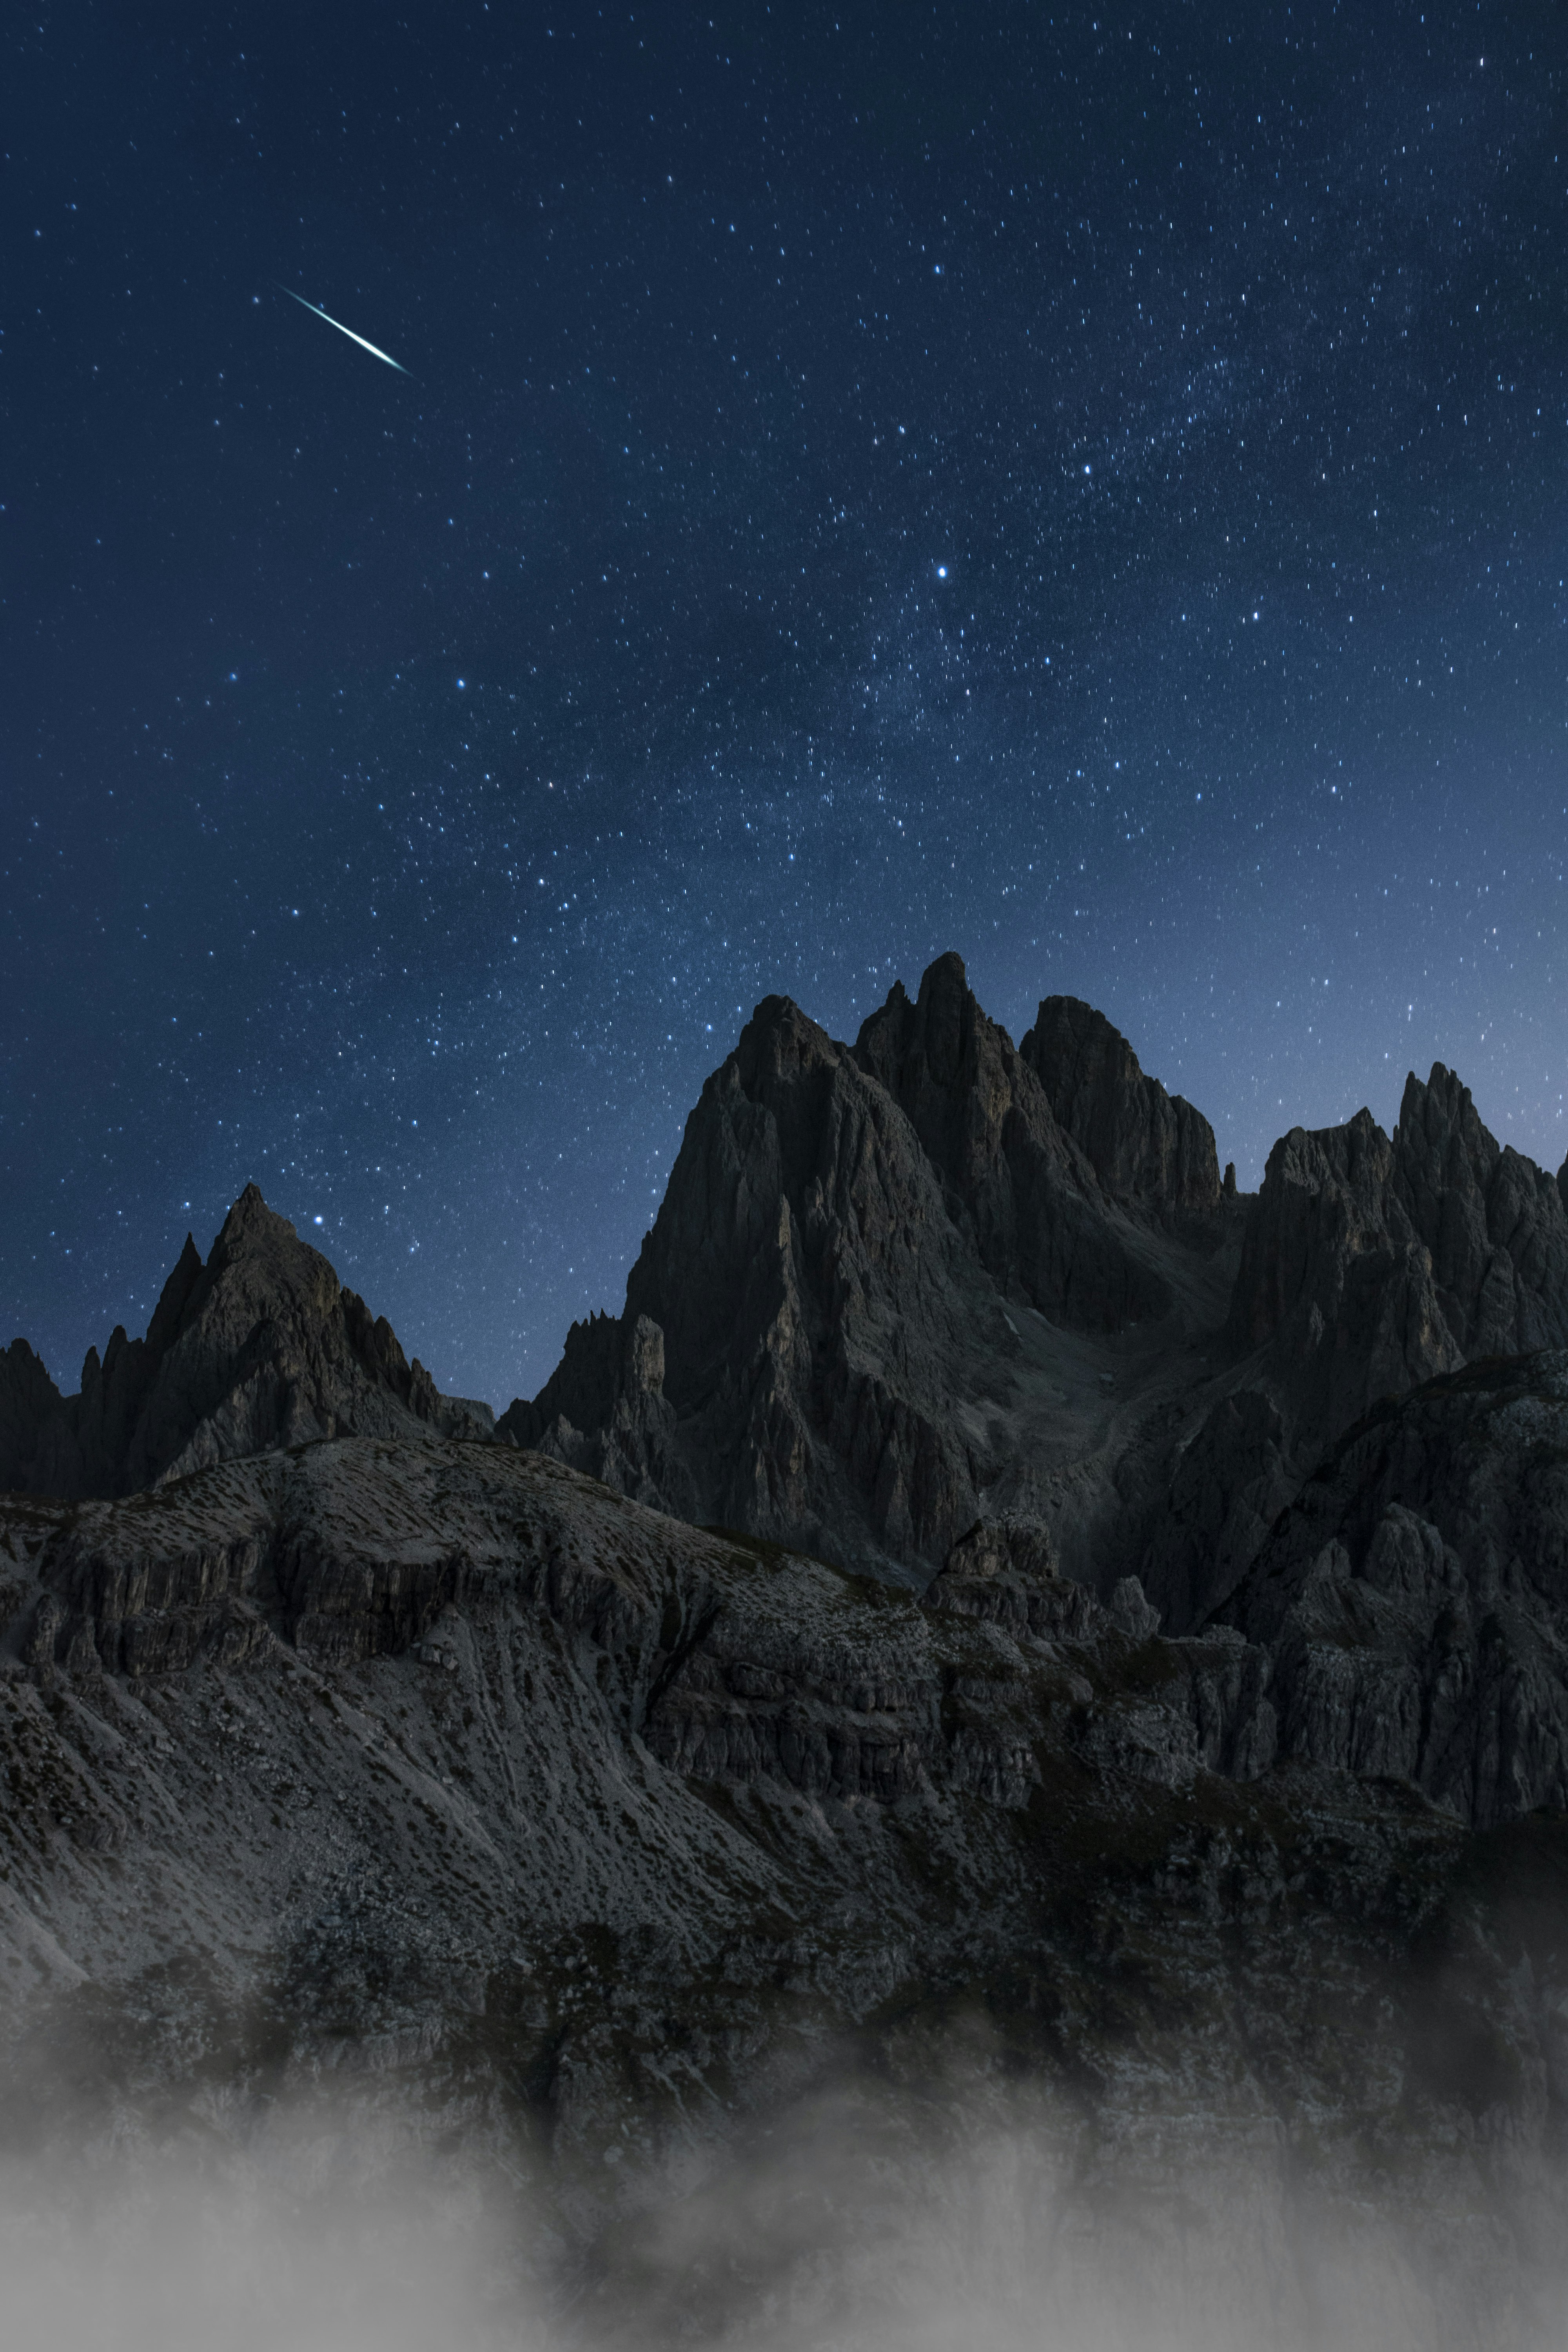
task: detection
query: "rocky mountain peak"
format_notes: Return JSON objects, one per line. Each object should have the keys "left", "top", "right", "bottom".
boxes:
{"left": 1225, "top": 1073, "right": 1568, "bottom": 1469}
{"left": 143, "top": 1231, "right": 203, "bottom": 1357}
{"left": 1021, "top": 994, "right": 1222, "bottom": 1221}
{"left": 853, "top": 950, "right": 1027, "bottom": 1198}
{"left": 0, "top": 1187, "right": 490, "bottom": 1502}
{"left": 735, "top": 989, "right": 839, "bottom": 1084}
{"left": 216, "top": 1178, "right": 282, "bottom": 1240}
{"left": 501, "top": 956, "right": 1191, "bottom": 1577}
{"left": 853, "top": 953, "right": 1171, "bottom": 1328}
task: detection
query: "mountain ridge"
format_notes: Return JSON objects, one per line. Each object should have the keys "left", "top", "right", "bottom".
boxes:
{"left": 7, "top": 953, "right": 1565, "bottom": 1640}
{"left": 5, "top": 951, "right": 1568, "bottom": 2337}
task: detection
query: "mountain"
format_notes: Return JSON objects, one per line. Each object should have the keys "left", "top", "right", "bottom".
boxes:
{"left": 498, "top": 954, "right": 1242, "bottom": 1588}
{"left": 1221, "top": 1348, "right": 1568, "bottom": 1824}
{"left": 6, "top": 956, "right": 1568, "bottom": 2338}
{"left": 0, "top": 1185, "right": 491, "bottom": 1501}
{"left": 499, "top": 955, "right": 1568, "bottom": 1631}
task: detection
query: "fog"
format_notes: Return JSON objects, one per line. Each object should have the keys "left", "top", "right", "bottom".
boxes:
{"left": 3, "top": 2072, "right": 1559, "bottom": 2352}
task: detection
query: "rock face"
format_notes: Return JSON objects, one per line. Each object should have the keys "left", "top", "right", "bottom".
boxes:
{"left": 1226, "top": 1066, "right": 1568, "bottom": 1463}
{"left": 1120, "top": 1066, "right": 1568, "bottom": 1635}
{"left": 1225, "top": 1349, "right": 1568, "bottom": 1826}
{"left": 1136, "top": 1387, "right": 1294, "bottom": 1633}
{"left": 0, "top": 1186, "right": 490, "bottom": 1501}
{"left": 1021, "top": 993, "right": 1222, "bottom": 1221}
{"left": 507, "top": 981, "right": 1007, "bottom": 1572}
{"left": 4, "top": 1433, "right": 1568, "bottom": 2343}
{"left": 850, "top": 953, "right": 1169, "bottom": 1323}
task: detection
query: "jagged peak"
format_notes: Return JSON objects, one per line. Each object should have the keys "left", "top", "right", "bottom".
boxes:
{"left": 733, "top": 992, "right": 842, "bottom": 1084}
{"left": 212, "top": 1181, "right": 302, "bottom": 1257}
{"left": 1269, "top": 1101, "right": 1386, "bottom": 1158}
{"left": 1024, "top": 991, "right": 1220, "bottom": 1218}
{"left": 914, "top": 947, "right": 973, "bottom": 1012}
{"left": 1397, "top": 1060, "right": 1479, "bottom": 1133}
{"left": 145, "top": 1231, "right": 205, "bottom": 1358}
{"left": 855, "top": 950, "right": 1018, "bottom": 1102}
{"left": 1025, "top": 993, "right": 1143, "bottom": 1078}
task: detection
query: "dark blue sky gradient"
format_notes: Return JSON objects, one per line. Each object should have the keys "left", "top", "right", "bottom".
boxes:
{"left": 4, "top": 2, "right": 1566, "bottom": 1404}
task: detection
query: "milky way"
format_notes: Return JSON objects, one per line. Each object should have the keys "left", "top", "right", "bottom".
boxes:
{"left": 3, "top": 3, "right": 1565, "bottom": 1405}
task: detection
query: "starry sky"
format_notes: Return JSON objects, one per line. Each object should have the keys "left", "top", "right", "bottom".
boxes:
{"left": 4, "top": 2, "right": 1566, "bottom": 1408}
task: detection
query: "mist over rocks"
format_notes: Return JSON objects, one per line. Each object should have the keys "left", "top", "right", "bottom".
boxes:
{"left": 0, "top": 1185, "right": 491, "bottom": 1504}
{"left": 5, "top": 1434, "right": 1568, "bottom": 2344}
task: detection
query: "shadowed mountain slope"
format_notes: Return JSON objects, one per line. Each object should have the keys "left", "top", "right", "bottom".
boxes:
{"left": 1138, "top": 1071, "right": 1568, "bottom": 1633}
{"left": 5, "top": 977, "right": 1568, "bottom": 2337}
{"left": 1221, "top": 1349, "right": 1568, "bottom": 1826}
{"left": 8, "top": 960, "right": 1566, "bottom": 1639}
{"left": 1228, "top": 1066, "right": 1568, "bottom": 1457}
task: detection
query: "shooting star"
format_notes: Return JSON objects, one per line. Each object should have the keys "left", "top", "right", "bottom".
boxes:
{"left": 277, "top": 286, "right": 409, "bottom": 374}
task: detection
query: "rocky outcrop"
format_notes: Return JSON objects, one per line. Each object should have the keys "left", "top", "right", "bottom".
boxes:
{"left": 1021, "top": 993, "right": 1222, "bottom": 1221}
{"left": 1226, "top": 1069, "right": 1568, "bottom": 1464}
{"left": 1223, "top": 1349, "right": 1568, "bottom": 1826}
{"left": 12, "top": 978, "right": 1562, "bottom": 1681}
{"left": 502, "top": 984, "right": 1004, "bottom": 1572}
{"left": 501, "top": 970, "right": 1565, "bottom": 1601}
{"left": 503, "top": 1309, "right": 691, "bottom": 1514}
{"left": 921, "top": 1512, "right": 1097, "bottom": 1641}
{"left": 0, "top": 1186, "right": 490, "bottom": 1501}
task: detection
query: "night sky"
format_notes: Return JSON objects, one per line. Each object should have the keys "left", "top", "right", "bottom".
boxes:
{"left": 4, "top": 3, "right": 1566, "bottom": 1408}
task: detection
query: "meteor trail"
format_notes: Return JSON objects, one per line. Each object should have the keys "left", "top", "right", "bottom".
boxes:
{"left": 277, "top": 286, "right": 409, "bottom": 374}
